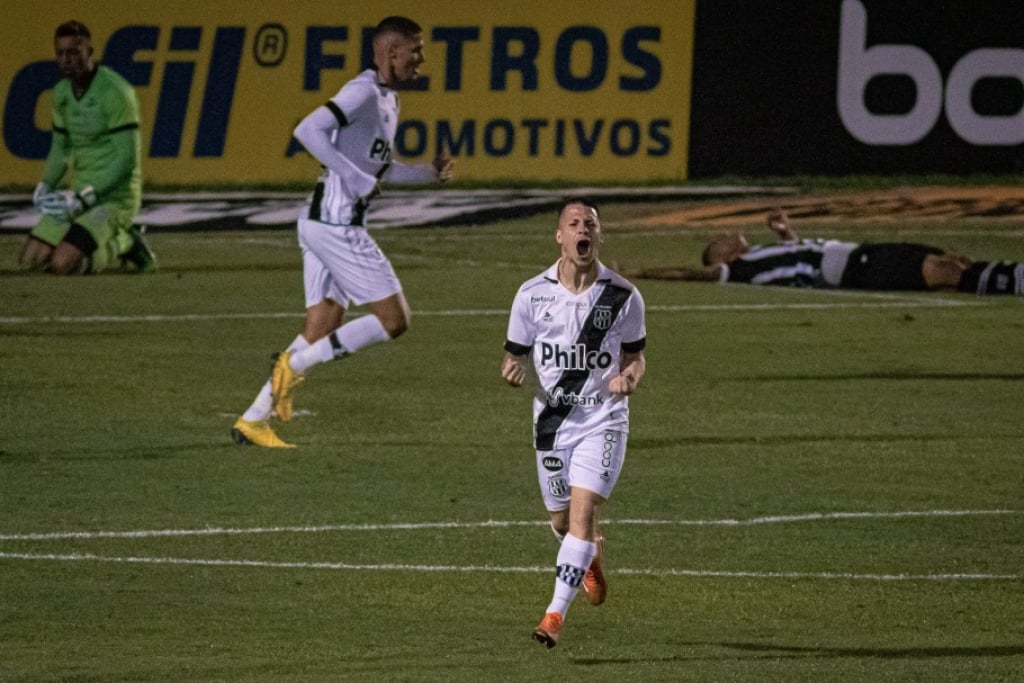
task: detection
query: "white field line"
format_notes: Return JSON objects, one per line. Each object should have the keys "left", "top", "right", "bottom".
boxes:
{"left": 0, "top": 551, "right": 1017, "bottom": 582}
{"left": 1, "top": 510, "right": 1019, "bottom": 581}
{"left": 1, "top": 508, "right": 1018, "bottom": 542}
{"left": 0, "top": 297, "right": 984, "bottom": 326}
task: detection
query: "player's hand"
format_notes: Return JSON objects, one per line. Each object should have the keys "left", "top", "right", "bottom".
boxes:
{"left": 767, "top": 208, "right": 786, "bottom": 231}
{"left": 32, "top": 182, "right": 51, "bottom": 212}
{"left": 767, "top": 207, "right": 795, "bottom": 240}
{"left": 433, "top": 149, "right": 455, "bottom": 183}
{"left": 501, "top": 354, "right": 527, "bottom": 387}
{"left": 40, "top": 186, "right": 96, "bottom": 220}
{"left": 609, "top": 371, "right": 637, "bottom": 396}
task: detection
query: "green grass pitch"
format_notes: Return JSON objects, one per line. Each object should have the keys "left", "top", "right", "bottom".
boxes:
{"left": 1, "top": 203, "right": 1022, "bottom": 681}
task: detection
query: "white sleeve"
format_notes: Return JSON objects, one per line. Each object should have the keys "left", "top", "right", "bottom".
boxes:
{"left": 293, "top": 106, "right": 378, "bottom": 199}
{"left": 621, "top": 289, "right": 647, "bottom": 345}
{"left": 505, "top": 289, "right": 535, "bottom": 349}
{"left": 384, "top": 160, "right": 438, "bottom": 184}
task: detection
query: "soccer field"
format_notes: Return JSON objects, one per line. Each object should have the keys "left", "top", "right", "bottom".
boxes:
{"left": 1, "top": 200, "right": 1022, "bottom": 681}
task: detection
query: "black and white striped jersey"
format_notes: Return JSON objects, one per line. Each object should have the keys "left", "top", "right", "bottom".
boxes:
{"left": 721, "top": 239, "right": 858, "bottom": 287}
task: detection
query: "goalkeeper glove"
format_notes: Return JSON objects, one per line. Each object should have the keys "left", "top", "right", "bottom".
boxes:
{"left": 39, "top": 185, "right": 97, "bottom": 220}
{"left": 32, "top": 182, "right": 51, "bottom": 212}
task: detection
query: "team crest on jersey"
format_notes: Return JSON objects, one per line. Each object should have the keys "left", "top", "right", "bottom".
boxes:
{"left": 592, "top": 306, "right": 614, "bottom": 330}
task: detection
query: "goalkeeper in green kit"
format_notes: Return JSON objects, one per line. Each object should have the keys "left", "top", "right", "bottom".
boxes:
{"left": 20, "top": 20, "right": 155, "bottom": 275}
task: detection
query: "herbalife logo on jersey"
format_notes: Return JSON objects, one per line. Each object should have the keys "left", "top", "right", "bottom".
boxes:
{"left": 540, "top": 343, "right": 612, "bottom": 370}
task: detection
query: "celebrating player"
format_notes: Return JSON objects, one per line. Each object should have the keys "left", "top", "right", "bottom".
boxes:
{"left": 232, "top": 15, "right": 454, "bottom": 448}
{"left": 501, "top": 197, "right": 647, "bottom": 648}
{"left": 20, "top": 20, "right": 155, "bottom": 275}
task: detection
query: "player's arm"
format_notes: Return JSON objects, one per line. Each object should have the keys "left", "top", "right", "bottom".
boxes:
{"left": 33, "top": 126, "right": 70, "bottom": 212}
{"left": 293, "top": 105, "right": 378, "bottom": 198}
{"left": 384, "top": 142, "right": 454, "bottom": 184}
{"left": 767, "top": 207, "right": 798, "bottom": 242}
{"left": 610, "top": 349, "right": 645, "bottom": 396}
{"left": 80, "top": 125, "right": 139, "bottom": 199}
{"left": 40, "top": 130, "right": 69, "bottom": 188}
{"left": 501, "top": 342, "right": 531, "bottom": 387}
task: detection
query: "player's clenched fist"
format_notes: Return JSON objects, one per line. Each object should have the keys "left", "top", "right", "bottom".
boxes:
{"left": 501, "top": 353, "right": 528, "bottom": 387}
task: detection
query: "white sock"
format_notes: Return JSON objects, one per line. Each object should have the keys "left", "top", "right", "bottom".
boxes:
{"left": 545, "top": 533, "right": 596, "bottom": 617}
{"left": 290, "top": 315, "right": 390, "bottom": 374}
{"left": 242, "top": 335, "right": 309, "bottom": 421}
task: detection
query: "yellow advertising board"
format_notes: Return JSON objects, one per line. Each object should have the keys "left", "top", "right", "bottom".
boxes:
{"left": 1, "top": 0, "right": 695, "bottom": 186}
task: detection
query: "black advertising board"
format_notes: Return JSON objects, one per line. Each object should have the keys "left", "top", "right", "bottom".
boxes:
{"left": 688, "top": 0, "right": 1024, "bottom": 177}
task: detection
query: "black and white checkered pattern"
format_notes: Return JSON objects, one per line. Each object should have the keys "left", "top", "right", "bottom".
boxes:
{"left": 556, "top": 563, "right": 585, "bottom": 588}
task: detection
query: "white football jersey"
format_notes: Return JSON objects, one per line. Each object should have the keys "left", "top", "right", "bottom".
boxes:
{"left": 302, "top": 70, "right": 399, "bottom": 226}
{"left": 505, "top": 261, "right": 647, "bottom": 450}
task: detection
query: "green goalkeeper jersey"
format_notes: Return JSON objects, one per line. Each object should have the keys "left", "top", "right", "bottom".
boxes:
{"left": 44, "top": 64, "right": 142, "bottom": 209}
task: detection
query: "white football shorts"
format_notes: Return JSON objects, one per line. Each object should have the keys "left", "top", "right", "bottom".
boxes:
{"left": 535, "top": 429, "right": 627, "bottom": 512}
{"left": 298, "top": 218, "right": 403, "bottom": 308}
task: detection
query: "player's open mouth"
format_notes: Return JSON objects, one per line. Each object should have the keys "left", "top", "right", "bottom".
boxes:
{"left": 576, "top": 239, "right": 592, "bottom": 256}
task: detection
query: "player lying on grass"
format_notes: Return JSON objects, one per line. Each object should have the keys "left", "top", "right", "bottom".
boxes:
{"left": 622, "top": 209, "right": 1022, "bottom": 295}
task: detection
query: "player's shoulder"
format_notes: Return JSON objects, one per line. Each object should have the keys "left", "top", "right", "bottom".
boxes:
{"left": 517, "top": 270, "right": 556, "bottom": 295}
{"left": 599, "top": 263, "right": 641, "bottom": 294}
{"left": 96, "top": 65, "right": 134, "bottom": 91}
{"left": 339, "top": 69, "right": 378, "bottom": 96}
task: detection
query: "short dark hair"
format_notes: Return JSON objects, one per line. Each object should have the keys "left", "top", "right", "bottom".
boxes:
{"left": 559, "top": 196, "right": 600, "bottom": 218}
{"left": 55, "top": 20, "right": 91, "bottom": 41}
{"left": 375, "top": 16, "right": 422, "bottom": 39}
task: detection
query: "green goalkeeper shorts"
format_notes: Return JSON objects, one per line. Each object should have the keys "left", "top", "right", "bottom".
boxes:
{"left": 31, "top": 199, "right": 137, "bottom": 252}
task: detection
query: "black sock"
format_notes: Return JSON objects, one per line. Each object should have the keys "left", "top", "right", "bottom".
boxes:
{"left": 958, "top": 261, "right": 1024, "bottom": 295}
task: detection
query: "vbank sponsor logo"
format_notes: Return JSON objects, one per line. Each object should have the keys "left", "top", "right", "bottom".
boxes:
{"left": 546, "top": 386, "right": 604, "bottom": 408}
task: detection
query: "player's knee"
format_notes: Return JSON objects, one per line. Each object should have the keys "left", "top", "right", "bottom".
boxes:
{"left": 49, "top": 253, "right": 82, "bottom": 275}
{"left": 386, "top": 316, "right": 408, "bottom": 338}
{"left": 380, "top": 307, "right": 410, "bottom": 338}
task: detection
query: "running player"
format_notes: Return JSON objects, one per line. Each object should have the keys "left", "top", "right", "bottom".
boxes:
{"left": 20, "top": 20, "right": 155, "bottom": 275}
{"left": 232, "top": 15, "right": 454, "bottom": 448}
{"left": 501, "top": 197, "right": 647, "bottom": 648}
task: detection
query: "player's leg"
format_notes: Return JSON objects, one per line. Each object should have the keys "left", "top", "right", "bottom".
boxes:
{"left": 546, "top": 503, "right": 606, "bottom": 606}
{"left": 20, "top": 214, "right": 68, "bottom": 270}
{"left": 49, "top": 223, "right": 97, "bottom": 274}
{"left": 532, "top": 448, "right": 573, "bottom": 648}
{"left": 52, "top": 205, "right": 129, "bottom": 274}
{"left": 19, "top": 235, "right": 56, "bottom": 270}
{"left": 532, "top": 430, "right": 625, "bottom": 647}
{"left": 271, "top": 224, "right": 406, "bottom": 419}
{"left": 121, "top": 225, "right": 157, "bottom": 273}
{"left": 957, "top": 260, "right": 1024, "bottom": 295}
{"left": 286, "top": 291, "right": 405, "bottom": 376}
{"left": 234, "top": 225, "right": 337, "bottom": 445}
{"left": 233, "top": 331, "right": 318, "bottom": 448}
{"left": 921, "top": 253, "right": 970, "bottom": 290}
